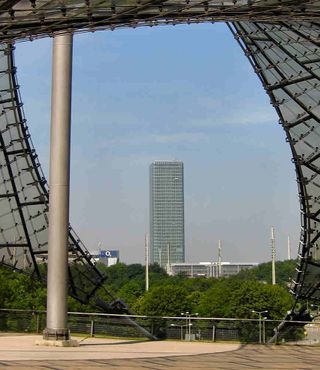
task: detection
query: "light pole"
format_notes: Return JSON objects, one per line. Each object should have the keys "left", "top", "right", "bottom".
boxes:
{"left": 145, "top": 233, "right": 149, "bottom": 291}
{"left": 262, "top": 317, "right": 267, "bottom": 344}
{"left": 181, "top": 311, "right": 189, "bottom": 339}
{"left": 166, "top": 242, "right": 171, "bottom": 275}
{"left": 181, "top": 312, "right": 198, "bottom": 340}
{"left": 252, "top": 310, "right": 268, "bottom": 344}
{"left": 170, "top": 323, "right": 190, "bottom": 340}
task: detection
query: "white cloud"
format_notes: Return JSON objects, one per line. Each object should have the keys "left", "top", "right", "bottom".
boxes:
{"left": 99, "top": 131, "right": 208, "bottom": 147}
{"left": 222, "top": 107, "right": 277, "bottom": 126}
{"left": 183, "top": 95, "right": 277, "bottom": 128}
{"left": 152, "top": 132, "right": 208, "bottom": 144}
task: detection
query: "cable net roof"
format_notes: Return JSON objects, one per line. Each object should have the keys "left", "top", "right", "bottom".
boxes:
{"left": 0, "top": 0, "right": 320, "bottom": 310}
{"left": 0, "top": 0, "right": 318, "bottom": 42}
{"left": 230, "top": 20, "right": 320, "bottom": 302}
{"left": 0, "top": 46, "right": 106, "bottom": 304}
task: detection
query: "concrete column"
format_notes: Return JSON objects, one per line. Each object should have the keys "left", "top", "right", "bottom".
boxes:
{"left": 43, "top": 33, "right": 73, "bottom": 342}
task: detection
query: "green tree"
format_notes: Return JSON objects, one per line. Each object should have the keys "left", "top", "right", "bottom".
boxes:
{"left": 98, "top": 262, "right": 168, "bottom": 296}
{"left": 235, "top": 260, "right": 296, "bottom": 287}
{"left": 118, "top": 279, "right": 144, "bottom": 307}
{"left": 3, "top": 272, "right": 46, "bottom": 310}
{"left": 197, "top": 278, "right": 293, "bottom": 319}
{"left": 134, "top": 285, "right": 190, "bottom": 316}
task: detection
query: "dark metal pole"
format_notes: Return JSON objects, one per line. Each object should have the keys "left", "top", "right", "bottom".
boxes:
{"left": 259, "top": 313, "right": 262, "bottom": 344}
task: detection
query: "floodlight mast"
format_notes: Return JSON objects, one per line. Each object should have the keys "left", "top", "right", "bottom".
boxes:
{"left": 271, "top": 227, "right": 276, "bottom": 285}
{"left": 145, "top": 233, "right": 149, "bottom": 291}
{"left": 218, "top": 240, "right": 222, "bottom": 278}
{"left": 43, "top": 32, "right": 74, "bottom": 343}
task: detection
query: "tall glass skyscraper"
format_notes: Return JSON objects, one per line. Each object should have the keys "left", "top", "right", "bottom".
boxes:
{"left": 149, "top": 160, "right": 185, "bottom": 269}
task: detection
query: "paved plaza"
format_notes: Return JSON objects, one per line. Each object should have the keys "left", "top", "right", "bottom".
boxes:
{"left": 0, "top": 335, "right": 319, "bottom": 369}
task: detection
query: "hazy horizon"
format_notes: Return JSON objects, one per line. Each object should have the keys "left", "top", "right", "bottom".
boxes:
{"left": 14, "top": 23, "right": 300, "bottom": 265}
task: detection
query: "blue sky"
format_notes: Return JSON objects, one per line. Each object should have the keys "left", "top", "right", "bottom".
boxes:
{"left": 15, "top": 23, "right": 299, "bottom": 264}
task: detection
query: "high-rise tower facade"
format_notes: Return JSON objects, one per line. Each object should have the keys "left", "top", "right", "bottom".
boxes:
{"left": 150, "top": 160, "right": 185, "bottom": 269}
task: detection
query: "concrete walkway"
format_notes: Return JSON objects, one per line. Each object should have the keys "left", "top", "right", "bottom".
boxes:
{"left": 0, "top": 335, "right": 239, "bottom": 361}
{"left": 0, "top": 335, "right": 320, "bottom": 369}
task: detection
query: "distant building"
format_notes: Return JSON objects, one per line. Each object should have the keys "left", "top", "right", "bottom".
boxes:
{"left": 91, "top": 250, "right": 120, "bottom": 267}
{"left": 170, "top": 262, "right": 258, "bottom": 278}
{"left": 150, "top": 160, "right": 185, "bottom": 269}
{"left": 170, "top": 262, "right": 211, "bottom": 278}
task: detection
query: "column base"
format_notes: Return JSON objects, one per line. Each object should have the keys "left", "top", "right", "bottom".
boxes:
{"left": 43, "top": 328, "right": 70, "bottom": 341}
{"left": 35, "top": 339, "right": 79, "bottom": 347}
{"left": 37, "top": 328, "right": 78, "bottom": 347}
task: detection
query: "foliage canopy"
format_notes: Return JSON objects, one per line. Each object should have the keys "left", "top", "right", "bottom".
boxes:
{"left": 0, "top": 260, "right": 295, "bottom": 319}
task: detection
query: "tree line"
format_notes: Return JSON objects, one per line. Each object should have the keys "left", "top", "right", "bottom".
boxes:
{"left": 0, "top": 259, "right": 297, "bottom": 320}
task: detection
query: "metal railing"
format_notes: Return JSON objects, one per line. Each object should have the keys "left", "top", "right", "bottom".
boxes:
{"left": 0, "top": 308, "right": 318, "bottom": 344}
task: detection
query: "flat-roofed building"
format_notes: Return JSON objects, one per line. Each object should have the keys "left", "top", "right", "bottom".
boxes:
{"left": 170, "top": 262, "right": 258, "bottom": 278}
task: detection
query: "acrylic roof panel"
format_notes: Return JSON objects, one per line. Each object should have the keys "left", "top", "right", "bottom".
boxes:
{"left": 0, "top": 0, "right": 318, "bottom": 42}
